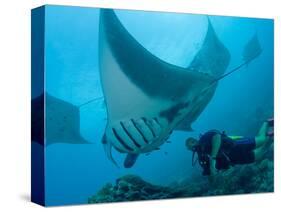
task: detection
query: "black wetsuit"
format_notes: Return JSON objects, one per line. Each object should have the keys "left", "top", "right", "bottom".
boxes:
{"left": 195, "top": 130, "right": 256, "bottom": 175}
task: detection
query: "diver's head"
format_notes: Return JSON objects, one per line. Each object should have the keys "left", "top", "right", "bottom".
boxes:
{"left": 185, "top": 137, "right": 198, "bottom": 151}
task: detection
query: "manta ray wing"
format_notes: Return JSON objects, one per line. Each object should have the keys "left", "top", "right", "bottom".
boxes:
{"left": 175, "top": 18, "right": 231, "bottom": 131}
{"left": 99, "top": 9, "right": 217, "bottom": 157}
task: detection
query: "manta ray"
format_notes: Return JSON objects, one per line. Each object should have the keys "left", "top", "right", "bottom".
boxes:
{"left": 99, "top": 9, "right": 230, "bottom": 166}
{"left": 32, "top": 93, "right": 89, "bottom": 146}
{"left": 98, "top": 9, "right": 261, "bottom": 167}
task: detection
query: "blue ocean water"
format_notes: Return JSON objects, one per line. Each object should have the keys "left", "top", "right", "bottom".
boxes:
{"left": 41, "top": 5, "right": 273, "bottom": 205}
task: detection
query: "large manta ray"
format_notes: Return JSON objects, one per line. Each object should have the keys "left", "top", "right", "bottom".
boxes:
{"left": 99, "top": 9, "right": 231, "bottom": 166}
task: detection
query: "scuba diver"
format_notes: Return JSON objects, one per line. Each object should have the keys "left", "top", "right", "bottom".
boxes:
{"left": 186, "top": 118, "right": 274, "bottom": 176}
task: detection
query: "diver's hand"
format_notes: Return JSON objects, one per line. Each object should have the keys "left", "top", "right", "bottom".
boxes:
{"left": 208, "top": 161, "right": 217, "bottom": 183}
{"left": 209, "top": 158, "right": 217, "bottom": 175}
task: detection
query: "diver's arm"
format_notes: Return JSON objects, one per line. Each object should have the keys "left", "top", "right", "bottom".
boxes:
{"left": 210, "top": 134, "right": 222, "bottom": 175}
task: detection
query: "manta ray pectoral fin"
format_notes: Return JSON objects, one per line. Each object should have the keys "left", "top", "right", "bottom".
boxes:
{"left": 100, "top": 9, "right": 215, "bottom": 101}
{"left": 188, "top": 17, "right": 230, "bottom": 78}
{"left": 172, "top": 18, "right": 231, "bottom": 132}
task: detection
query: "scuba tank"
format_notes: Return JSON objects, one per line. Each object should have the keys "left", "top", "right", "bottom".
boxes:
{"left": 191, "top": 130, "right": 234, "bottom": 175}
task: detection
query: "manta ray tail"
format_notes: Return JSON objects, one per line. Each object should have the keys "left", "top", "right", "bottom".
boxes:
{"left": 78, "top": 96, "right": 104, "bottom": 108}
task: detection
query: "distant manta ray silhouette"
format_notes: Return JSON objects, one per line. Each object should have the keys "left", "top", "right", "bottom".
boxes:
{"left": 31, "top": 93, "right": 90, "bottom": 146}
{"left": 98, "top": 9, "right": 262, "bottom": 168}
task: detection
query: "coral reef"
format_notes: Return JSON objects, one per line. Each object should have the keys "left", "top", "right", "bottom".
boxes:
{"left": 88, "top": 155, "right": 273, "bottom": 203}
{"left": 88, "top": 175, "right": 187, "bottom": 203}
{"left": 197, "top": 158, "right": 274, "bottom": 196}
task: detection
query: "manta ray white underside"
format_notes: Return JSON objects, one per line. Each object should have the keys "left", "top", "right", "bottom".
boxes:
{"left": 98, "top": 9, "right": 230, "bottom": 165}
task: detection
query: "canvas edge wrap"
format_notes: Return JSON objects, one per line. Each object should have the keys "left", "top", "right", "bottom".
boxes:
{"left": 31, "top": 5, "right": 46, "bottom": 206}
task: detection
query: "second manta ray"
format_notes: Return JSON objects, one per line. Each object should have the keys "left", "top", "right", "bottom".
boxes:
{"left": 98, "top": 9, "right": 261, "bottom": 167}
